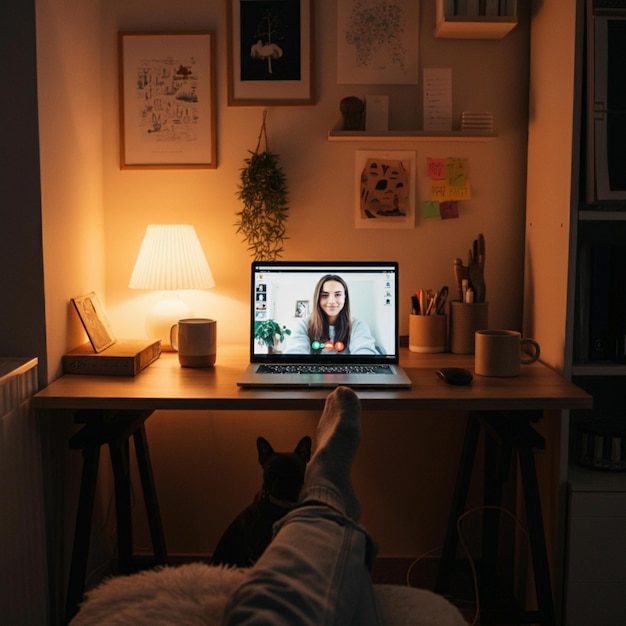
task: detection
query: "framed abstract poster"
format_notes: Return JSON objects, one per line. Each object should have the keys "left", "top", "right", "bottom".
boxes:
{"left": 119, "top": 31, "right": 217, "bottom": 168}
{"left": 355, "top": 150, "right": 416, "bottom": 229}
{"left": 227, "top": 0, "right": 315, "bottom": 105}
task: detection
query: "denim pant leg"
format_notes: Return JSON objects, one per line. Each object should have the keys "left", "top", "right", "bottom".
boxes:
{"left": 222, "top": 505, "right": 386, "bottom": 626}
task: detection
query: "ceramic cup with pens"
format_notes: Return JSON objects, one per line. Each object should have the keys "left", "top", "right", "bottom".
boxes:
{"left": 170, "top": 318, "right": 216, "bottom": 367}
{"left": 474, "top": 330, "right": 540, "bottom": 377}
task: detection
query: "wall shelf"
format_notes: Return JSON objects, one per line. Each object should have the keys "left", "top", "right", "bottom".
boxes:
{"left": 435, "top": 0, "right": 518, "bottom": 39}
{"left": 573, "top": 363, "right": 626, "bottom": 377}
{"left": 328, "top": 130, "right": 497, "bottom": 142}
{"left": 579, "top": 209, "right": 626, "bottom": 221}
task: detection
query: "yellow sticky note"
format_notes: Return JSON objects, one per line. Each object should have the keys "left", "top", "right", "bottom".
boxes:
{"left": 429, "top": 179, "right": 471, "bottom": 201}
{"left": 447, "top": 178, "right": 472, "bottom": 200}
{"left": 429, "top": 180, "right": 449, "bottom": 201}
{"left": 446, "top": 158, "right": 468, "bottom": 187}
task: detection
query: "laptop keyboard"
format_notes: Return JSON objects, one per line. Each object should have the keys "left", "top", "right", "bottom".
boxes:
{"left": 257, "top": 364, "right": 393, "bottom": 375}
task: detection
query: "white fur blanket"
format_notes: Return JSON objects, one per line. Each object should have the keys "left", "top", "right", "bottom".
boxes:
{"left": 71, "top": 562, "right": 467, "bottom": 625}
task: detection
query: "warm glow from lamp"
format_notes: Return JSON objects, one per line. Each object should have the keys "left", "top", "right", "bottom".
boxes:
{"left": 129, "top": 224, "right": 215, "bottom": 349}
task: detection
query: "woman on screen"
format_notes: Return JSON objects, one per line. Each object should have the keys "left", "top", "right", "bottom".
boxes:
{"left": 284, "top": 274, "right": 378, "bottom": 355}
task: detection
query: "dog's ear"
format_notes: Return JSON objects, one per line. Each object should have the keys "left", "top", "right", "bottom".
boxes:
{"left": 295, "top": 436, "right": 312, "bottom": 463}
{"left": 257, "top": 437, "right": 275, "bottom": 466}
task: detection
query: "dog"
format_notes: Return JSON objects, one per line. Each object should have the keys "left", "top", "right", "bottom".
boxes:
{"left": 211, "top": 435, "right": 312, "bottom": 568}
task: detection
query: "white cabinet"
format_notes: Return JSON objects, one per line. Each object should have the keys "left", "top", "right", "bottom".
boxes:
{"left": 565, "top": 468, "right": 626, "bottom": 625}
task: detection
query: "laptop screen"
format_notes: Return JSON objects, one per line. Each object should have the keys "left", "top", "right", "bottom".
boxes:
{"left": 249, "top": 261, "right": 399, "bottom": 364}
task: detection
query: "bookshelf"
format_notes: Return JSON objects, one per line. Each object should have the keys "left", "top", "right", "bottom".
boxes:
{"left": 435, "top": 0, "right": 518, "bottom": 39}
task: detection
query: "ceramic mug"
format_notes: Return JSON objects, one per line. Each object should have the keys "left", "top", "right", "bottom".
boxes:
{"left": 474, "top": 330, "right": 540, "bottom": 377}
{"left": 170, "top": 318, "right": 216, "bottom": 367}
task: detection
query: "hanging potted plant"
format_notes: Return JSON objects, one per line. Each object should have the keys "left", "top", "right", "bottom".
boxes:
{"left": 254, "top": 319, "right": 291, "bottom": 353}
{"left": 235, "top": 111, "right": 290, "bottom": 261}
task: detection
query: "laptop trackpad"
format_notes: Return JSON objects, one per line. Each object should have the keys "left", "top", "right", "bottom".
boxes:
{"left": 306, "top": 374, "right": 362, "bottom": 388}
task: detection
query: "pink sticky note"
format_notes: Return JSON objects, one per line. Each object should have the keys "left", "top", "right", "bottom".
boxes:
{"left": 426, "top": 157, "right": 446, "bottom": 179}
{"left": 440, "top": 201, "right": 459, "bottom": 219}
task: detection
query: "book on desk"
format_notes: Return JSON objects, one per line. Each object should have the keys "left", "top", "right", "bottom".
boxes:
{"left": 63, "top": 339, "right": 161, "bottom": 375}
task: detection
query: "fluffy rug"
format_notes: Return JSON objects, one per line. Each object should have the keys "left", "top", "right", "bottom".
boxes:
{"left": 71, "top": 562, "right": 467, "bottom": 625}
{"left": 71, "top": 564, "right": 248, "bottom": 626}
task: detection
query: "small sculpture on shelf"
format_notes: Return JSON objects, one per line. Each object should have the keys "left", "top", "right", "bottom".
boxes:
{"left": 339, "top": 96, "right": 365, "bottom": 131}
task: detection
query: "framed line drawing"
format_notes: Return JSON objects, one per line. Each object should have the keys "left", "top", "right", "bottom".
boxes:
{"left": 71, "top": 292, "right": 117, "bottom": 353}
{"left": 337, "top": 0, "right": 419, "bottom": 85}
{"left": 227, "top": 0, "right": 315, "bottom": 106}
{"left": 355, "top": 150, "right": 416, "bottom": 229}
{"left": 119, "top": 31, "right": 217, "bottom": 169}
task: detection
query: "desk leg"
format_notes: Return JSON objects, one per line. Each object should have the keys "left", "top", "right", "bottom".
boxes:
{"left": 481, "top": 425, "right": 511, "bottom": 606}
{"left": 133, "top": 424, "right": 168, "bottom": 565}
{"left": 65, "top": 443, "right": 100, "bottom": 624}
{"left": 519, "top": 442, "right": 555, "bottom": 626}
{"left": 435, "top": 413, "right": 480, "bottom": 594}
{"left": 110, "top": 437, "right": 134, "bottom": 573}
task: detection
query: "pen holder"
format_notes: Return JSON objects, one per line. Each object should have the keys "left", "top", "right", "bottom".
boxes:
{"left": 449, "top": 301, "right": 489, "bottom": 354}
{"left": 409, "top": 314, "right": 447, "bottom": 353}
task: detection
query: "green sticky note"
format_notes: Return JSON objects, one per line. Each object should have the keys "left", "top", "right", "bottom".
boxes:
{"left": 423, "top": 201, "right": 440, "bottom": 217}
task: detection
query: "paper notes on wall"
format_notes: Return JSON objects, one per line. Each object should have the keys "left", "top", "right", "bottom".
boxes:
{"left": 423, "top": 157, "right": 471, "bottom": 219}
{"left": 423, "top": 68, "right": 452, "bottom": 133}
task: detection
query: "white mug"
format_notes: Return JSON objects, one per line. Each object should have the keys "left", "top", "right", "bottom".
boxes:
{"left": 474, "top": 330, "right": 540, "bottom": 377}
{"left": 170, "top": 318, "right": 216, "bottom": 367}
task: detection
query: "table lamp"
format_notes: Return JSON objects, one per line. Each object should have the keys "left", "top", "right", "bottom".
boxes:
{"left": 129, "top": 224, "right": 215, "bottom": 349}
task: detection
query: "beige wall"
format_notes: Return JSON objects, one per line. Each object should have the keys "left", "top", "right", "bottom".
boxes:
{"left": 37, "top": 0, "right": 531, "bottom": 558}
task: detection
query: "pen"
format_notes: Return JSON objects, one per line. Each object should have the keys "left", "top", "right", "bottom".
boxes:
{"left": 411, "top": 294, "right": 420, "bottom": 315}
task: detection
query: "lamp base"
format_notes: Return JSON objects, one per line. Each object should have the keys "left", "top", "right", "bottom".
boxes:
{"left": 146, "top": 297, "right": 193, "bottom": 350}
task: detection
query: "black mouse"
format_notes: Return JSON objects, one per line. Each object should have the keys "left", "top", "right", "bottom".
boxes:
{"left": 435, "top": 367, "right": 473, "bottom": 386}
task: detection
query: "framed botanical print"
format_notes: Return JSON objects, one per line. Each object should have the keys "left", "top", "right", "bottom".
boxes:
{"left": 227, "top": 0, "right": 315, "bottom": 106}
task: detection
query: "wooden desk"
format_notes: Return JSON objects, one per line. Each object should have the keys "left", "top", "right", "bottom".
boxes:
{"left": 34, "top": 345, "right": 591, "bottom": 412}
{"left": 33, "top": 346, "right": 592, "bottom": 625}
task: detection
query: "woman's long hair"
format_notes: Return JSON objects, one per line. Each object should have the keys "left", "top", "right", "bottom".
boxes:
{"left": 308, "top": 274, "right": 352, "bottom": 349}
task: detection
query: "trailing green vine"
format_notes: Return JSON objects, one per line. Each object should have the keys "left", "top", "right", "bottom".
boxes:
{"left": 235, "top": 111, "right": 289, "bottom": 260}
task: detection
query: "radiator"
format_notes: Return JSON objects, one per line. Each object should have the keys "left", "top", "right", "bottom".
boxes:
{"left": 0, "top": 358, "right": 48, "bottom": 625}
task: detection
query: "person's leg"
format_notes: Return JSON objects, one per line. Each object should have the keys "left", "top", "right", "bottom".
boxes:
{"left": 222, "top": 387, "right": 385, "bottom": 626}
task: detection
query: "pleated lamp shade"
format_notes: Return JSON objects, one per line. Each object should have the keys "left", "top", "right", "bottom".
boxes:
{"left": 129, "top": 224, "right": 214, "bottom": 348}
{"left": 129, "top": 224, "right": 215, "bottom": 290}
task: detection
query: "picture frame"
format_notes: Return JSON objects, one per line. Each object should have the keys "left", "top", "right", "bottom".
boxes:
{"left": 294, "top": 299, "right": 309, "bottom": 318}
{"left": 119, "top": 31, "right": 217, "bottom": 169}
{"left": 355, "top": 150, "right": 416, "bottom": 229}
{"left": 337, "top": 0, "right": 419, "bottom": 85}
{"left": 71, "top": 292, "right": 117, "bottom": 353}
{"left": 227, "top": 0, "right": 315, "bottom": 106}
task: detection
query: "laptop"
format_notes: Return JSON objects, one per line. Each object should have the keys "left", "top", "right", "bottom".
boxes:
{"left": 237, "top": 261, "right": 412, "bottom": 388}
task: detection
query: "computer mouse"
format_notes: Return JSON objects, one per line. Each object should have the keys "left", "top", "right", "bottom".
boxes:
{"left": 435, "top": 367, "right": 473, "bottom": 386}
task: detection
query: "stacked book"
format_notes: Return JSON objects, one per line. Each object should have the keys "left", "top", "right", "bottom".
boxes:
{"left": 461, "top": 112, "right": 494, "bottom": 132}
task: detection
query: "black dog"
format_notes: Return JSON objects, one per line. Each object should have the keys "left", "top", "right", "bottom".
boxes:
{"left": 211, "top": 435, "right": 312, "bottom": 567}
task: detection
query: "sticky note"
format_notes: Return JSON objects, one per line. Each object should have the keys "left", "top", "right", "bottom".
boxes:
{"left": 426, "top": 158, "right": 446, "bottom": 179}
{"left": 446, "top": 158, "right": 468, "bottom": 187}
{"left": 447, "top": 178, "right": 471, "bottom": 200}
{"left": 429, "top": 180, "right": 449, "bottom": 201}
{"left": 440, "top": 201, "right": 459, "bottom": 219}
{"left": 423, "top": 201, "right": 440, "bottom": 217}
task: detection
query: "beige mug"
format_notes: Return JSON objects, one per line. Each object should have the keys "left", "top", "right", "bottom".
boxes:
{"left": 474, "top": 330, "right": 540, "bottom": 377}
{"left": 170, "top": 318, "right": 216, "bottom": 367}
